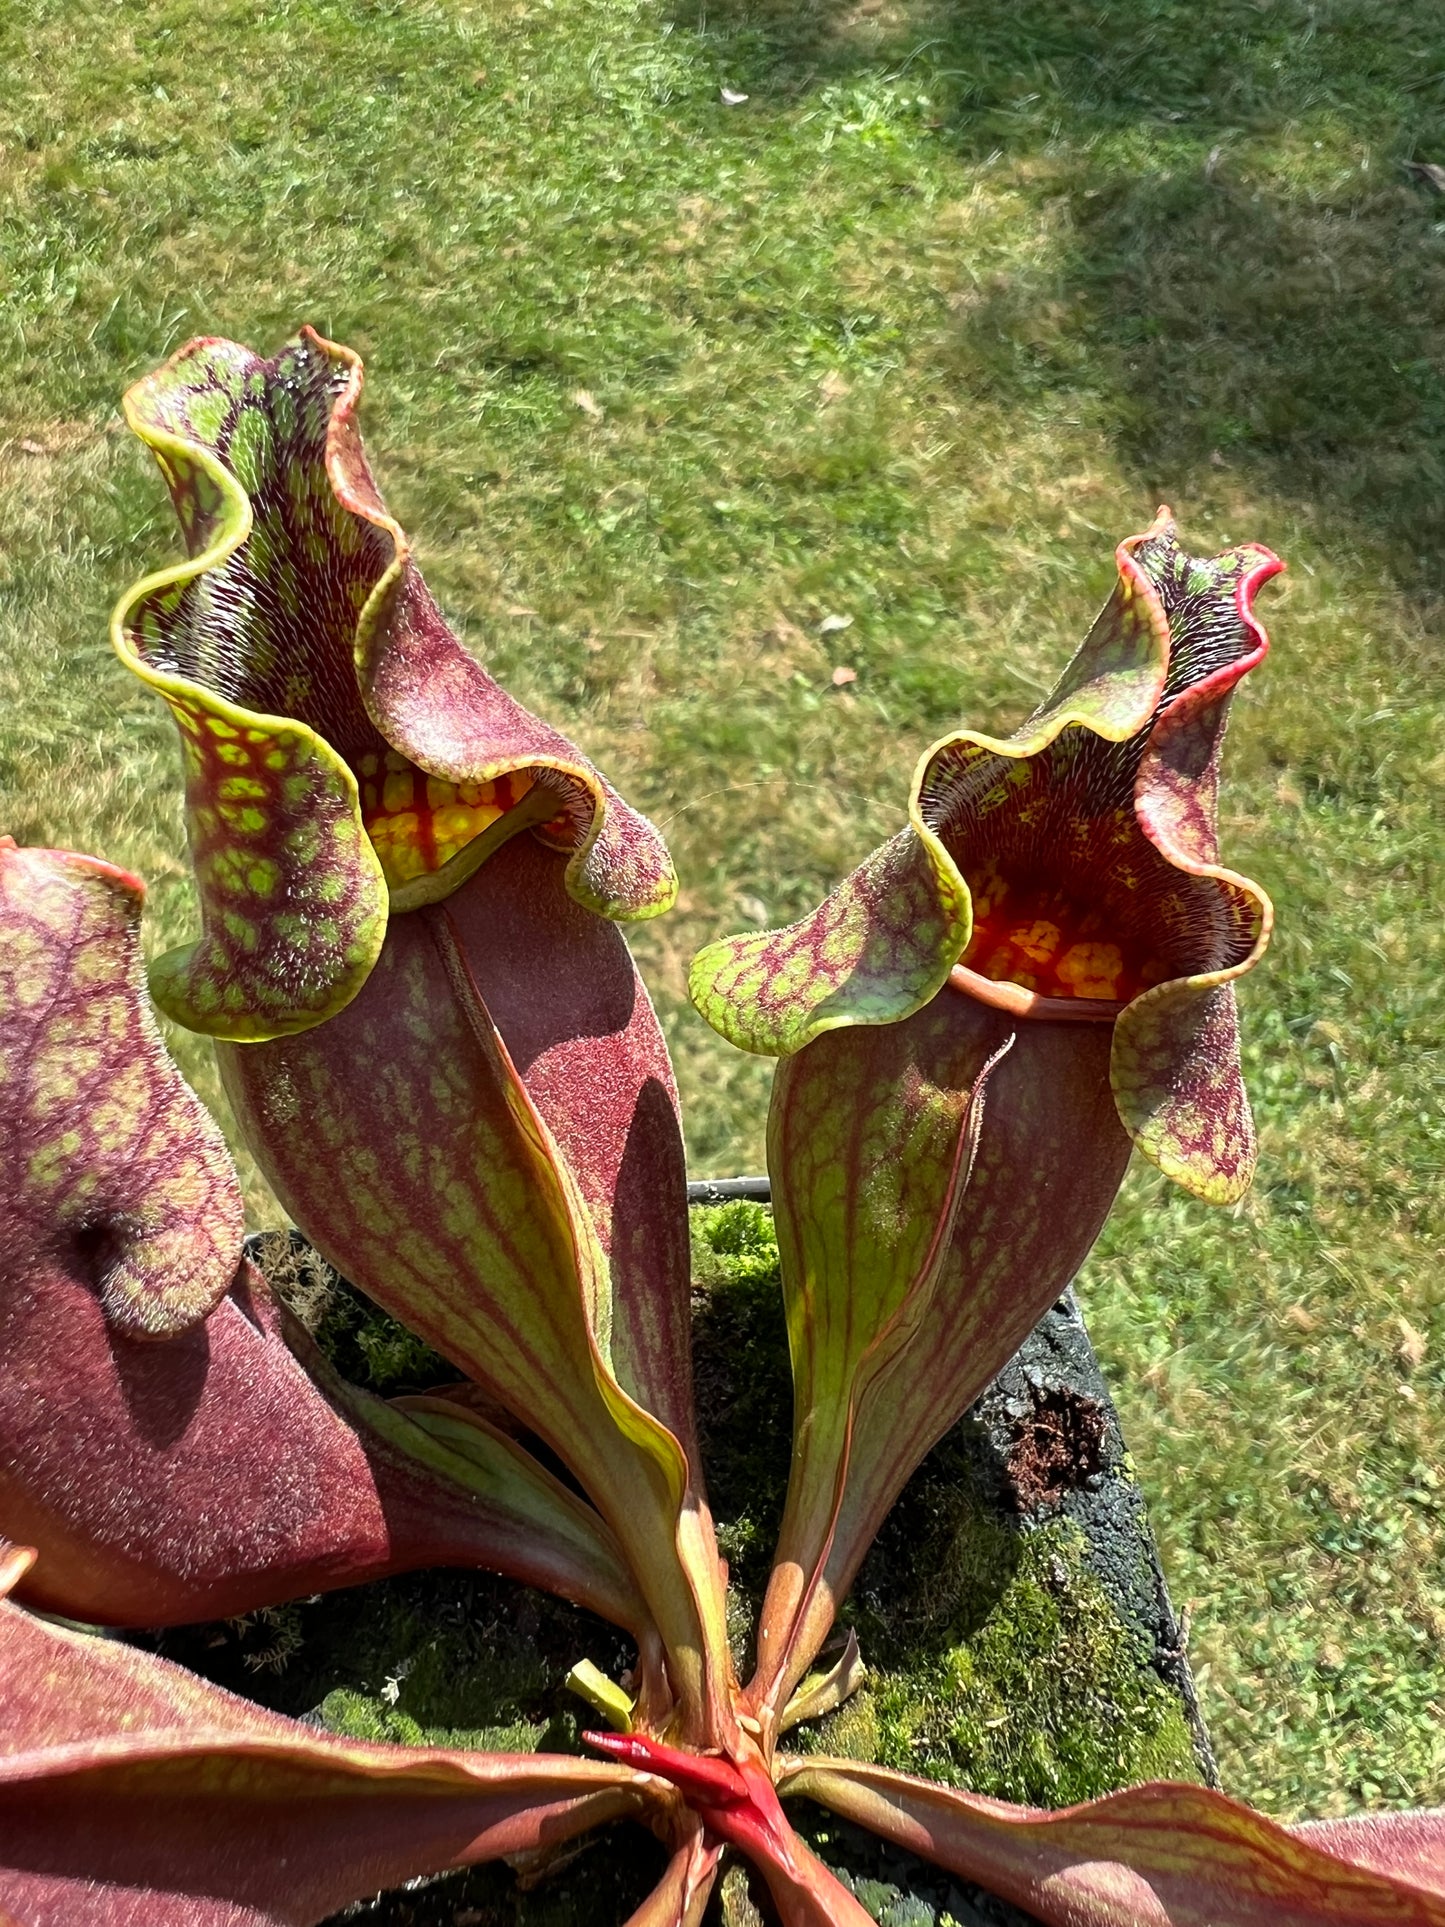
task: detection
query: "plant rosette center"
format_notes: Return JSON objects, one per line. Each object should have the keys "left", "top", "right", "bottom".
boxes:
{"left": 586, "top": 1726, "right": 801, "bottom": 1870}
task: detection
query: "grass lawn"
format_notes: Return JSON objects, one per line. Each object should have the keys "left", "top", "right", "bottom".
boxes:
{"left": 2, "top": 0, "right": 1442, "bottom": 1823}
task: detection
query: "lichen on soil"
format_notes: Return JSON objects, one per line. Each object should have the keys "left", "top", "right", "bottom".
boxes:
{"left": 129, "top": 1205, "right": 1206, "bottom": 1925}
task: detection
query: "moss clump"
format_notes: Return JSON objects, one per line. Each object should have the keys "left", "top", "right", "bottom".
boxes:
{"left": 802, "top": 1685, "right": 881, "bottom": 1763}
{"left": 690, "top": 1202, "right": 794, "bottom": 1631}
{"left": 693, "top": 1201, "right": 787, "bottom": 1292}
{"left": 318, "top": 1686, "right": 545, "bottom": 1755}
{"left": 824, "top": 1519, "right": 1199, "bottom": 1805}
{"left": 252, "top": 1229, "right": 459, "bottom": 1396}
{"left": 141, "top": 1564, "right": 635, "bottom": 1774}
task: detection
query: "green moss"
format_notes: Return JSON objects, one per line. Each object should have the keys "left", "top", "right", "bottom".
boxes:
{"left": 800, "top": 1519, "right": 1199, "bottom": 1806}
{"left": 144, "top": 1562, "right": 635, "bottom": 1776}
{"left": 804, "top": 1686, "right": 881, "bottom": 1763}
{"left": 253, "top": 1229, "right": 459, "bottom": 1396}
{"left": 690, "top": 1203, "right": 795, "bottom": 1626}
{"left": 693, "top": 1200, "right": 785, "bottom": 1290}
{"left": 319, "top": 1686, "right": 545, "bottom": 1756}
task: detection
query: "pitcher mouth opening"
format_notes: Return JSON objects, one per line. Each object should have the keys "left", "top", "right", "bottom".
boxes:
{"left": 947, "top": 962, "right": 1124, "bottom": 1023}
{"left": 946, "top": 856, "right": 1170, "bottom": 1025}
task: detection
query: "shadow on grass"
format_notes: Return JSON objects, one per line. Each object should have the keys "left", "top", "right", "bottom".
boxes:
{"left": 679, "top": 0, "right": 1445, "bottom": 608}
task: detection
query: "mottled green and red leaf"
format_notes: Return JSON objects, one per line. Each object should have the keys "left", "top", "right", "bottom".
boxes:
{"left": 0, "top": 839, "right": 242, "bottom": 1336}
{"left": 112, "top": 328, "right": 675, "bottom": 1040}
{"left": 218, "top": 888, "right": 732, "bottom": 1739}
{"left": 749, "top": 994, "right": 1131, "bottom": 1716}
{"left": 779, "top": 1757, "right": 1445, "bottom": 1927}
{"left": 0, "top": 841, "right": 646, "bottom": 1631}
{"left": 0, "top": 1546, "right": 649, "bottom": 1927}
